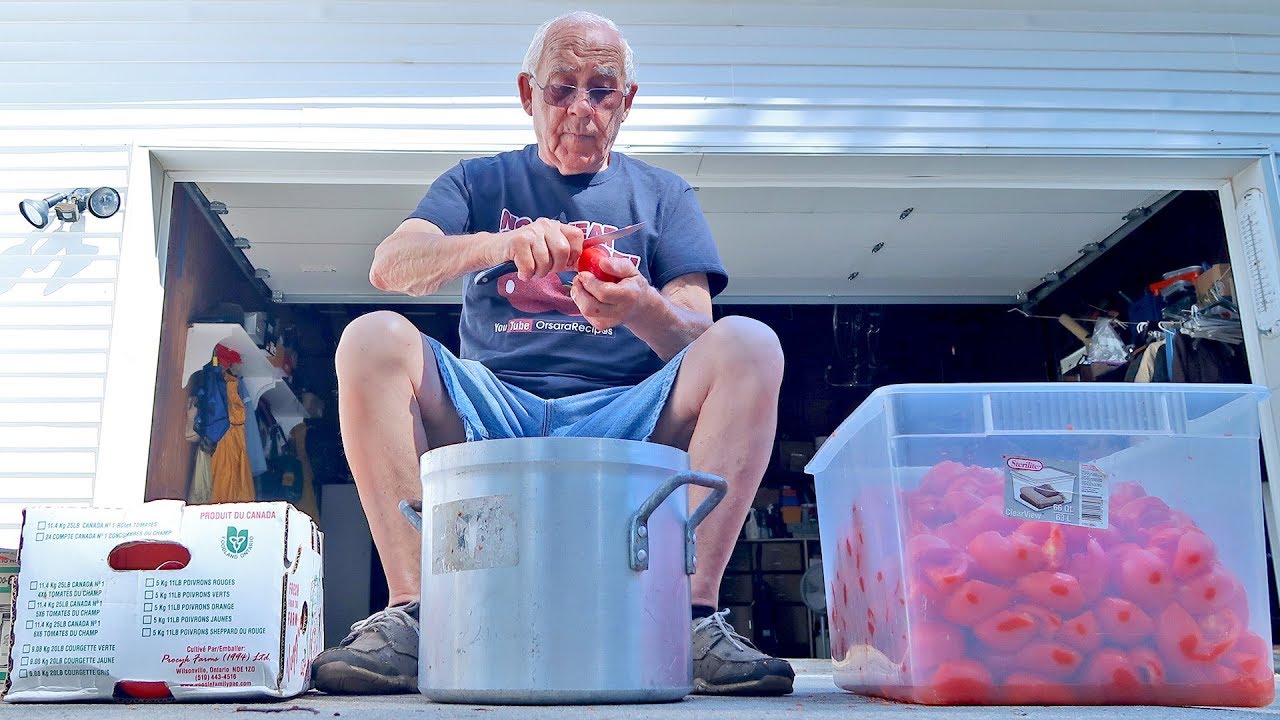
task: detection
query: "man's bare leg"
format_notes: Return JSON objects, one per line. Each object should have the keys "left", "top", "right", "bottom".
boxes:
{"left": 313, "top": 310, "right": 465, "bottom": 694}
{"left": 650, "top": 315, "right": 791, "bottom": 695}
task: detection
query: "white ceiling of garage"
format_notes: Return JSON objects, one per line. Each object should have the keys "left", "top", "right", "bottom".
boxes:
{"left": 197, "top": 181, "right": 1165, "bottom": 305}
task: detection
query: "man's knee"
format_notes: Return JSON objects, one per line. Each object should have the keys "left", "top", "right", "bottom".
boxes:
{"left": 336, "top": 310, "right": 423, "bottom": 377}
{"left": 700, "top": 316, "right": 784, "bottom": 388}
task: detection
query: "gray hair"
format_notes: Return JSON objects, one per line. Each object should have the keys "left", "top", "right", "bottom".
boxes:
{"left": 521, "top": 11, "right": 636, "bottom": 87}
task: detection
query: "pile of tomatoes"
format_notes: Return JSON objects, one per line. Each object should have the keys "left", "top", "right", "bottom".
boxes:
{"left": 826, "top": 460, "right": 1274, "bottom": 706}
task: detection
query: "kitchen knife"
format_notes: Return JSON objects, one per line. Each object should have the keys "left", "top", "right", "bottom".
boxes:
{"left": 473, "top": 222, "right": 644, "bottom": 286}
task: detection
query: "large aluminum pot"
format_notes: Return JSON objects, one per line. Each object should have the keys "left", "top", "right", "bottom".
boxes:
{"left": 399, "top": 437, "right": 727, "bottom": 704}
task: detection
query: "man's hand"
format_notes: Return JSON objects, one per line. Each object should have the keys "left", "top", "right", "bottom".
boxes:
{"left": 570, "top": 256, "right": 655, "bottom": 331}
{"left": 499, "top": 218, "right": 586, "bottom": 281}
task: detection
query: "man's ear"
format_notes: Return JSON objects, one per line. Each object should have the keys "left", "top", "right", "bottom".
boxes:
{"left": 619, "top": 82, "right": 638, "bottom": 123}
{"left": 518, "top": 73, "right": 535, "bottom": 116}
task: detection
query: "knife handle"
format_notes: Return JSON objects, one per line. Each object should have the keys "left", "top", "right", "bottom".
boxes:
{"left": 474, "top": 261, "right": 518, "bottom": 285}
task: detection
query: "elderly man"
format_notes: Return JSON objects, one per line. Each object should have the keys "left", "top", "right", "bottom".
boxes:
{"left": 312, "top": 11, "right": 793, "bottom": 697}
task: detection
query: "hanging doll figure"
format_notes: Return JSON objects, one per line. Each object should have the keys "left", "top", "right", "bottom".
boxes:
{"left": 210, "top": 345, "right": 256, "bottom": 503}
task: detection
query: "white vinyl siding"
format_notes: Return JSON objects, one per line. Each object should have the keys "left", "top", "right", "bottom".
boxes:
{"left": 0, "top": 146, "right": 130, "bottom": 546}
{"left": 0, "top": 3, "right": 1279, "bottom": 154}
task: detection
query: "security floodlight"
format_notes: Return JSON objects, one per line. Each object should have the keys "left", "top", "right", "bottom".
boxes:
{"left": 18, "top": 187, "right": 121, "bottom": 229}
{"left": 88, "top": 186, "right": 121, "bottom": 219}
{"left": 18, "top": 193, "right": 68, "bottom": 229}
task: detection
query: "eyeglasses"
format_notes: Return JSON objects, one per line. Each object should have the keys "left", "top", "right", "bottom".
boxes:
{"left": 529, "top": 76, "right": 629, "bottom": 110}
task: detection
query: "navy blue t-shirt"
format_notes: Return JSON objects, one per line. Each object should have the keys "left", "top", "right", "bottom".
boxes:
{"left": 409, "top": 145, "right": 728, "bottom": 399}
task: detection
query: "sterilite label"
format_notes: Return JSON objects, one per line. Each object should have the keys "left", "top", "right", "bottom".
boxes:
{"left": 1002, "top": 456, "right": 1110, "bottom": 529}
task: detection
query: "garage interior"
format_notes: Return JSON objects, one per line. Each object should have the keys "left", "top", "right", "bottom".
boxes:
{"left": 141, "top": 162, "right": 1263, "bottom": 659}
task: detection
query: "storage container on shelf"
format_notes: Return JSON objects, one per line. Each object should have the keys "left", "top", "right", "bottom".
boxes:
{"left": 804, "top": 383, "right": 1273, "bottom": 706}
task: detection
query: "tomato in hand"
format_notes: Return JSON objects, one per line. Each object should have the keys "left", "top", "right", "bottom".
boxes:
{"left": 577, "top": 245, "right": 622, "bottom": 282}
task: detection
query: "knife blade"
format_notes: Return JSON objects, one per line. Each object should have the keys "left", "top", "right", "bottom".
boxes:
{"left": 473, "top": 222, "right": 644, "bottom": 286}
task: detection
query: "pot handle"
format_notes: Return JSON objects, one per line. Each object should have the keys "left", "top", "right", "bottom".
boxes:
{"left": 629, "top": 471, "right": 728, "bottom": 575}
{"left": 399, "top": 499, "right": 423, "bottom": 533}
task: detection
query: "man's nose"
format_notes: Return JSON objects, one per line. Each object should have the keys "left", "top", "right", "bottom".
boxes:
{"left": 566, "top": 89, "right": 594, "bottom": 115}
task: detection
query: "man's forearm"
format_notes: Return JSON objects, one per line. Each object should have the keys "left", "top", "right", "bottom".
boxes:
{"left": 370, "top": 229, "right": 500, "bottom": 297}
{"left": 625, "top": 287, "right": 713, "bottom": 362}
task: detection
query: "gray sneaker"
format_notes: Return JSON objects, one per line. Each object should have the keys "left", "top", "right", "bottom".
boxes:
{"left": 692, "top": 610, "right": 795, "bottom": 696}
{"left": 312, "top": 602, "right": 420, "bottom": 694}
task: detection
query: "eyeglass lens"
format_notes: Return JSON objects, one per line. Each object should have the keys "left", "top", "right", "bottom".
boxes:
{"left": 541, "top": 82, "right": 624, "bottom": 110}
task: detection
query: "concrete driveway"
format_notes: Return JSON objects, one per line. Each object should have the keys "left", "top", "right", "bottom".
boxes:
{"left": 4, "top": 661, "right": 1280, "bottom": 720}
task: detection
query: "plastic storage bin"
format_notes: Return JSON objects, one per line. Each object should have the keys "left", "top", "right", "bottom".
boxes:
{"left": 805, "top": 383, "right": 1273, "bottom": 706}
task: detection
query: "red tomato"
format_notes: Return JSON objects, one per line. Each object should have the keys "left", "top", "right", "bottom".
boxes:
{"left": 1172, "top": 530, "right": 1218, "bottom": 579}
{"left": 1114, "top": 548, "right": 1175, "bottom": 610}
{"left": 1156, "top": 604, "right": 1242, "bottom": 665}
{"left": 1096, "top": 597, "right": 1155, "bottom": 647}
{"left": 919, "top": 660, "right": 996, "bottom": 705}
{"left": 967, "top": 531, "right": 1044, "bottom": 580}
{"left": 1232, "top": 630, "right": 1272, "bottom": 660}
{"left": 1015, "top": 521, "right": 1052, "bottom": 541}
{"left": 920, "top": 460, "right": 968, "bottom": 495}
{"left": 943, "top": 579, "right": 1013, "bottom": 625}
{"left": 954, "top": 499, "right": 1021, "bottom": 537}
{"left": 1057, "top": 610, "right": 1103, "bottom": 654}
{"left": 973, "top": 609, "right": 1040, "bottom": 653}
{"left": 1041, "top": 525, "right": 1068, "bottom": 570}
{"left": 1222, "top": 636, "right": 1277, "bottom": 707}
{"left": 1176, "top": 565, "right": 1236, "bottom": 616}
{"left": 1082, "top": 649, "right": 1143, "bottom": 704}
{"left": 1013, "top": 603, "right": 1064, "bottom": 639}
{"left": 941, "top": 490, "right": 985, "bottom": 519}
{"left": 577, "top": 245, "right": 621, "bottom": 282}
{"left": 1012, "top": 642, "right": 1084, "bottom": 680}
{"left": 1143, "top": 526, "right": 1185, "bottom": 557}
{"left": 1064, "top": 538, "right": 1107, "bottom": 604}
{"left": 1222, "top": 671, "right": 1277, "bottom": 707}
{"left": 1000, "top": 673, "right": 1078, "bottom": 705}
{"left": 909, "top": 541, "right": 972, "bottom": 598}
{"left": 1129, "top": 647, "right": 1167, "bottom": 687}
{"left": 907, "top": 622, "right": 968, "bottom": 676}
{"left": 1015, "top": 572, "right": 1085, "bottom": 615}
{"left": 1110, "top": 480, "right": 1147, "bottom": 507}
{"left": 933, "top": 521, "right": 971, "bottom": 549}
{"left": 1111, "top": 496, "right": 1173, "bottom": 537}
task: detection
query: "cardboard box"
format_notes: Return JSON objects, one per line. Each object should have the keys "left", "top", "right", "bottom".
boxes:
{"left": 759, "top": 542, "right": 804, "bottom": 572}
{"left": 1196, "top": 263, "right": 1236, "bottom": 305}
{"left": 5, "top": 501, "right": 323, "bottom": 702}
{"left": 1, "top": 549, "right": 17, "bottom": 688}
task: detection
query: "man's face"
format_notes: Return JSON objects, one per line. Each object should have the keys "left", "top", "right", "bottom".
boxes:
{"left": 519, "top": 22, "right": 636, "bottom": 175}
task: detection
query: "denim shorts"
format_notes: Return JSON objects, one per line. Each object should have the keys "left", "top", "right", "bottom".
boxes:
{"left": 425, "top": 337, "right": 688, "bottom": 443}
